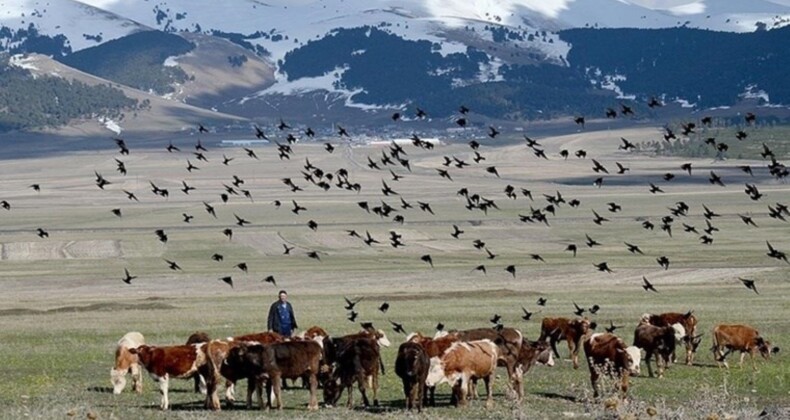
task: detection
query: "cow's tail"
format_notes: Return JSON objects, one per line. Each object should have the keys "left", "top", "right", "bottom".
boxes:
{"left": 379, "top": 354, "right": 386, "bottom": 375}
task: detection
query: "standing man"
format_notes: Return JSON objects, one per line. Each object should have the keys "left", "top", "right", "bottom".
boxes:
{"left": 268, "top": 290, "right": 297, "bottom": 337}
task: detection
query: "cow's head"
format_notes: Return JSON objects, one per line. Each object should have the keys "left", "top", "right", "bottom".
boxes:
{"left": 572, "top": 318, "right": 592, "bottom": 335}
{"left": 534, "top": 341, "right": 555, "bottom": 367}
{"left": 126, "top": 345, "right": 152, "bottom": 365}
{"left": 685, "top": 333, "right": 704, "bottom": 353}
{"left": 639, "top": 313, "right": 653, "bottom": 325}
{"left": 375, "top": 329, "right": 391, "bottom": 348}
{"left": 755, "top": 337, "right": 778, "bottom": 359}
{"left": 670, "top": 323, "right": 686, "bottom": 343}
{"left": 425, "top": 357, "right": 447, "bottom": 387}
{"left": 321, "top": 374, "right": 343, "bottom": 407}
{"left": 110, "top": 368, "right": 127, "bottom": 395}
{"left": 620, "top": 346, "right": 641, "bottom": 376}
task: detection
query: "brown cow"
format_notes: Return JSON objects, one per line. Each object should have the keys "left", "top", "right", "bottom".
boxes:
{"left": 128, "top": 343, "right": 208, "bottom": 410}
{"left": 583, "top": 333, "right": 641, "bottom": 399}
{"left": 712, "top": 324, "right": 779, "bottom": 370}
{"left": 222, "top": 341, "right": 322, "bottom": 410}
{"left": 406, "top": 331, "right": 460, "bottom": 406}
{"left": 322, "top": 335, "right": 381, "bottom": 408}
{"left": 186, "top": 331, "right": 211, "bottom": 393}
{"left": 642, "top": 311, "right": 700, "bottom": 365}
{"left": 111, "top": 332, "right": 145, "bottom": 395}
{"left": 633, "top": 323, "right": 684, "bottom": 378}
{"left": 510, "top": 339, "right": 555, "bottom": 399}
{"left": 395, "top": 342, "right": 430, "bottom": 412}
{"left": 425, "top": 339, "right": 498, "bottom": 408}
{"left": 203, "top": 331, "right": 285, "bottom": 410}
{"left": 538, "top": 317, "right": 593, "bottom": 369}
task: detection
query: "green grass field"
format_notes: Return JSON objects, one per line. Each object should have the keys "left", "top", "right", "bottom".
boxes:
{"left": 0, "top": 126, "right": 788, "bottom": 419}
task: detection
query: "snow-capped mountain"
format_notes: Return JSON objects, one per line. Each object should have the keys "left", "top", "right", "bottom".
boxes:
{"left": 2, "top": 0, "right": 789, "bottom": 131}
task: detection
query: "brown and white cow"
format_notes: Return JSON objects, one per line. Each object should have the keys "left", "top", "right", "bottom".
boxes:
{"left": 457, "top": 327, "right": 524, "bottom": 399}
{"left": 539, "top": 317, "right": 593, "bottom": 369}
{"left": 425, "top": 339, "right": 498, "bottom": 408}
{"left": 642, "top": 311, "right": 700, "bottom": 365}
{"left": 128, "top": 343, "right": 208, "bottom": 410}
{"left": 406, "top": 331, "right": 461, "bottom": 406}
{"left": 583, "top": 333, "right": 641, "bottom": 399}
{"left": 111, "top": 332, "right": 145, "bottom": 395}
{"left": 185, "top": 331, "right": 211, "bottom": 394}
{"left": 323, "top": 335, "right": 382, "bottom": 408}
{"left": 395, "top": 341, "right": 430, "bottom": 412}
{"left": 633, "top": 322, "right": 684, "bottom": 378}
{"left": 222, "top": 341, "right": 322, "bottom": 410}
{"left": 712, "top": 324, "right": 779, "bottom": 370}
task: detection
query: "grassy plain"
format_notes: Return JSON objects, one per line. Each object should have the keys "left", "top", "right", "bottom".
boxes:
{"left": 0, "top": 126, "right": 788, "bottom": 419}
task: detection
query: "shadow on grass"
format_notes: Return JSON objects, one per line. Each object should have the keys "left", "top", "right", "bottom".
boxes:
{"left": 86, "top": 386, "right": 114, "bottom": 394}
{"left": 534, "top": 391, "right": 579, "bottom": 403}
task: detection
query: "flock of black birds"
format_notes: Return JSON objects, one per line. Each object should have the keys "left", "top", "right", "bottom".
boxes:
{"left": 0, "top": 101, "right": 785, "bottom": 335}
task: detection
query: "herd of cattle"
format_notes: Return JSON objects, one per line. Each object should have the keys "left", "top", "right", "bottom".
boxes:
{"left": 111, "top": 311, "right": 779, "bottom": 412}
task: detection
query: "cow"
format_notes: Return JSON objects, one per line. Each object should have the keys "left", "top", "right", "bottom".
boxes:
{"left": 203, "top": 331, "right": 285, "bottom": 410}
{"left": 296, "top": 326, "right": 330, "bottom": 346}
{"left": 128, "top": 343, "right": 208, "bottom": 410}
{"left": 322, "top": 335, "right": 381, "bottom": 408}
{"left": 583, "top": 333, "right": 641, "bottom": 399}
{"left": 642, "top": 311, "right": 700, "bottom": 365}
{"left": 405, "top": 331, "right": 460, "bottom": 406}
{"left": 395, "top": 341, "right": 430, "bottom": 412}
{"left": 538, "top": 317, "right": 593, "bottom": 369}
{"left": 457, "top": 327, "right": 524, "bottom": 399}
{"left": 632, "top": 322, "right": 684, "bottom": 378}
{"left": 185, "top": 331, "right": 211, "bottom": 393}
{"left": 509, "top": 339, "right": 555, "bottom": 400}
{"left": 712, "top": 324, "right": 779, "bottom": 370}
{"left": 221, "top": 341, "right": 322, "bottom": 410}
{"left": 111, "top": 332, "right": 145, "bottom": 395}
{"left": 425, "top": 339, "right": 498, "bottom": 408}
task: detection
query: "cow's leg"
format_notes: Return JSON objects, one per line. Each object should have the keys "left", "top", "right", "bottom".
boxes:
{"left": 468, "top": 377, "right": 478, "bottom": 400}
{"left": 458, "top": 376, "right": 468, "bottom": 407}
{"left": 131, "top": 363, "right": 143, "bottom": 393}
{"left": 685, "top": 343, "right": 693, "bottom": 365}
{"left": 513, "top": 365, "right": 524, "bottom": 401}
{"left": 483, "top": 373, "right": 494, "bottom": 409}
{"left": 204, "top": 369, "right": 220, "bottom": 410}
{"left": 225, "top": 380, "right": 236, "bottom": 404}
{"left": 427, "top": 385, "right": 436, "bottom": 406}
{"left": 403, "top": 380, "right": 413, "bottom": 410}
{"left": 590, "top": 370, "right": 601, "bottom": 399}
{"left": 272, "top": 373, "right": 283, "bottom": 410}
{"left": 569, "top": 339, "right": 580, "bottom": 369}
{"left": 158, "top": 375, "right": 170, "bottom": 410}
{"left": 308, "top": 373, "right": 319, "bottom": 411}
{"left": 346, "top": 383, "right": 355, "bottom": 408}
{"left": 254, "top": 378, "right": 264, "bottom": 410}
{"left": 550, "top": 337, "right": 561, "bottom": 358}
{"left": 417, "top": 380, "right": 425, "bottom": 413}
{"left": 245, "top": 377, "right": 254, "bottom": 409}
{"left": 358, "top": 375, "right": 371, "bottom": 407}
{"left": 645, "top": 350, "right": 654, "bottom": 377}
{"left": 372, "top": 370, "right": 380, "bottom": 406}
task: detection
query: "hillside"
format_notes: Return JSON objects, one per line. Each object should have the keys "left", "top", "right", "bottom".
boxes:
{"left": 3, "top": 54, "right": 247, "bottom": 135}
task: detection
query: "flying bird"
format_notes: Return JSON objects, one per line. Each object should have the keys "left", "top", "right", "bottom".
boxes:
{"left": 263, "top": 275, "right": 276, "bottom": 286}
{"left": 219, "top": 276, "right": 233, "bottom": 288}
{"left": 738, "top": 277, "right": 758, "bottom": 294}
{"left": 421, "top": 254, "right": 434, "bottom": 268}
{"left": 122, "top": 268, "right": 136, "bottom": 285}
{"left": 642, "top": 276, "right": 658, "bottom": 292}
